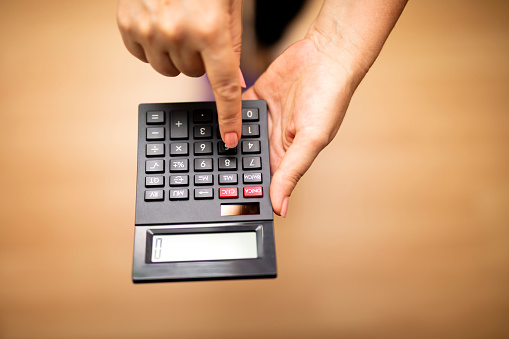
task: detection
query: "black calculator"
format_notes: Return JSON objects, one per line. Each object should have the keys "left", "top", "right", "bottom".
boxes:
{"left": 132, "top": 100, "right": 277, "bottom": 282}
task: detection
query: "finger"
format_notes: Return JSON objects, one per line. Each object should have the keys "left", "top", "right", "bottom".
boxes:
{"left": 202, "top": 42, "right": 242, "bottom": 148}
{"left": 119, "top": 33, "right": 148, "bottom": 63}
{"left": 170, "top": 47, "right": 206, "bottom": 78}
{"left": 144, "top": 47, "right": 180, "bottom": 77}
{"left": 270, "top": 132, "right": 327, "bottom": 217}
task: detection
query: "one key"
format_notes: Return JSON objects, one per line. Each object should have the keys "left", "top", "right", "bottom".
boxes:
{"left": 145, "top": 190, "right": 164, "bottom": 201}
{"left": 170, "top": 142, "right": 188, "bottom": 156}
{"left": 147, "top": 111, "right": 165, "bottom": 124}
{"left": 169, "top": 159, "right": 188, "bottom": 172}
{"left": 243, "top": 172, "right": 262, "bottom": 184}
{"left": 147, "top": 127, "right": 165, "bottom": 141}
{"left": 242, "top": 108, "right": 259, "bottom": 121}
{"left": 241, "top": 140, "right": 260, "bottom": 154}
{"left": 194, "top": 174, "right": 213, "bottom": 185}
{"left": 194, "top": 158, "right": 213, "bottom": 171}
{"left": 146, "top": 143, "right": 164, "bottom": 156}
{"left": 219, "top": 173, "right": 238, "bottom": 184}
{"left": 219, "top": 187, "right": 238, "bottom": 199}
{"left": 146, "top": 176, "right": 164, "bottom": 187}
{"left": 244, "top": 186, "right": 263, "bottom": 198}
{"left": 194, "top": 125, "right": 213, "bottom": 139}
{"left": 242, "top": 156, "right": 261, "bottom": 170}
{"left": 218, "top": 157, "right": 237, "bottom": 171}
{"left": 194, "top": 141, "right": 213, "bottom": 155}
{"left": 170, "top": 111, "right": 188, "bottom": 139}
{"left": 169, "top": 189, "right": 189, "bottom": 200}
{"left": 193, "top": 109, "right": 213, "bottom": 123}
{"left": 146, "top": 159, "right": 164, "bottom": 173}
{"left": 195, "top": 188, "right": 213, "bottom": 199}
{"left": 218, "top": 142, "right": 237, "bottom": 155}
{"left": 242, "top": 124, "right": 260, "bottom": 137}
{"left": 169, "top": 175, "right": 188, "bottom": 186}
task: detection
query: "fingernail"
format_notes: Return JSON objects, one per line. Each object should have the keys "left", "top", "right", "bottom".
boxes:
{"left": 281, "top": 196, "right": 289, "bottom": 218}
{"left": 224, "top": 132, "right": 238, "bottom": 148}
{"left": 238, "top": 68, "right": 246, "bottom": 88}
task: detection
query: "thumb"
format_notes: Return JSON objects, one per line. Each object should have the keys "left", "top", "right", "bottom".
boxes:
{"left": 270, "top": 132, "right": 327, "bottom": 217}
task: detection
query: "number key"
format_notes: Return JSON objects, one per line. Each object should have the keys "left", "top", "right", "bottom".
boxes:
{"left": 218, "top": 157, "right": 237, "bottom": 170}
{"left": 194, "top": 141, "right": 213, "bottom": 155}
{"left": 218, "top": 142, "right": 237, "bottom": 155}
{"left": 194, "top": 125, "right": 213, "bottom": 139}
{"left": 194, "top": 158, "right": 213, "bottom": 171}
{"left": 242, "top": 124, "right": 260, "bottom": 137}
{"left": 242, "top": 156, "right": 261, "bottom": 170}
{"left": 242, "top": 108, "right": 259, "bottom": 121}
{"left": 241, "top": 140, "right": 260, "bottom": 154}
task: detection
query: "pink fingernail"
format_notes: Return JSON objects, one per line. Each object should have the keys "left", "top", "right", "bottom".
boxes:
{"left": 281, "top": 196, "right": 289, "bottom": 218}
{"left": 224, "top": 132, "right": 238, "bottom": 148}
{"left": 238, "top": 68, "right": 246, "bottom": 88}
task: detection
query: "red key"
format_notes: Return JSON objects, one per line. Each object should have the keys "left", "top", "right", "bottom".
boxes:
{"left": 219, "top": 187, "right": 238, "bottom": 198}
{"left": 243, "top": 186, "right": 263, "bottom": 198}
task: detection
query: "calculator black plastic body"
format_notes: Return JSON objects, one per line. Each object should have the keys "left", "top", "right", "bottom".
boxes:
{"left": 133, "top": 100, "right": 276, "bottom": 282}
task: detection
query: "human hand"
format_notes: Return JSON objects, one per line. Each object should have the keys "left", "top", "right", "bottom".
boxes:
{"left": 117, "top": 0, "right": 243, "bottom": 147}
{"left": 243, "top": 39, "right": 364, "bottom": 217}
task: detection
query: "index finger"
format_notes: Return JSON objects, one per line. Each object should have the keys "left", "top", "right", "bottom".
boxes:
{"left": 201, "top": 46, "right": 242, "bottom": 148}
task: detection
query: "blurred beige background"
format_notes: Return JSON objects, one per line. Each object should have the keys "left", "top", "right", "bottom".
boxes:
{"left": 1, "top": 1, "right": 508, "bottom": 338}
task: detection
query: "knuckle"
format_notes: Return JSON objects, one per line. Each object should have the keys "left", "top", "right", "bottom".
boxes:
{"left": 279, "top": 167, "right": 302, "bottom": 188}
{"left": 217, "top": 111, "right": 239, "bottom": 127}
{"left": 307, "top": 133, "right": 330, "bottom": 150}
{"left": 161, "top": 22, "right": 184, "bottom": 45}
{"left": 214, "top": 81, "right": 240, "bottom": 103}
{"left": 152, "top": 63, "right": 179, "bottom": 77}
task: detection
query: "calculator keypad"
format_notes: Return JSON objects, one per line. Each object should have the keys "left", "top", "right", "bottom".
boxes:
{"left": 137, "top": 101, "right": 272, "bottom": 225}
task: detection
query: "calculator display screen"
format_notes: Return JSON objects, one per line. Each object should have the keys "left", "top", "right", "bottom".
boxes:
{"left": 151, "top": 232, "right": 258, "bottom": 262}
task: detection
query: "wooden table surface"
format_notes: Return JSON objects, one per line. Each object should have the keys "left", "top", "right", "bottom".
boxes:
{"left": 1, "top": 1, "right": 508, "bottom": 338}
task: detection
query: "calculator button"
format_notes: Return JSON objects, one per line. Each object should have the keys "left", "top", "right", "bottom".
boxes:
{"left": 242, "top": 108, "right": 259, "bottom": 121}
{"left": 170, "top": 142, "right": 188, "bottom": 156}
{"left": 218, "top": 157, "right": 237, "bottom": 170}
{"left": 218, "top": 142, "right": 237, "bottom": 155}
{"left": 169, "top": 189, "right": 189, "bottom": 200}
{"left": 243, "top": 172, "right": 262, "bottom": 184}
{"left": 147, "top": 111, "right": 165, "bottom": 124}
{"left": 194, "top": 125, "right": 213, "bottom": 139}
{"left": 145, "top": 176, "right": 164, "bottom": 187}
{"left": 170, "top": 111, "right": 188, "bottom": 139}
{"left": 145, "top": 190, "right": 164, "bottom": 201}
{"left": 193, "top": 109, "right": 213, "bottom": 123}
{"left": 169, "top": 175, "right": 188, "bottom": 186}
{"left": 219, "top": 187, "right": 238, "bottom": 199}
{"left": 241, "top": 140, "right": 260, "bottom": 154}
{"left": 146, "top": 160, "right": 164, "bottom": 173}
{"left": 194, "top": 174, "right": 213, "bottom": 185}
{"left": 147, "top": 127, "right": 165, "bottom": 141}
{"left": 219, "top": 173, "right": 238, "bottom": 184}
{"left": 244, "top": 186, "right": 263, "bottom": 198}
{"left": 195, "top": 188, "right": 213, "bottom": 199}
{"left": 194, "top": 158, "right": 213, "bottom": 171}
{"left": 169, "top": 159, "right": 188, "bottom": 172}
{"left": 242, "top": 156, "right": 262, "bottom": 170}
{"left": 242, "top": 124, "right": 260, "bottom": 137}
{"left": 194, "top": 141, "right": 213, "bottom": 155}
{"left": 146, "top": 143, "right": 164, "bottom": 156}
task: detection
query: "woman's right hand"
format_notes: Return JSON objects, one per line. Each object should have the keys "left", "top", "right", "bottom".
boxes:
{"left": 117, "top": 0, "right": 244, "bottom": 148}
